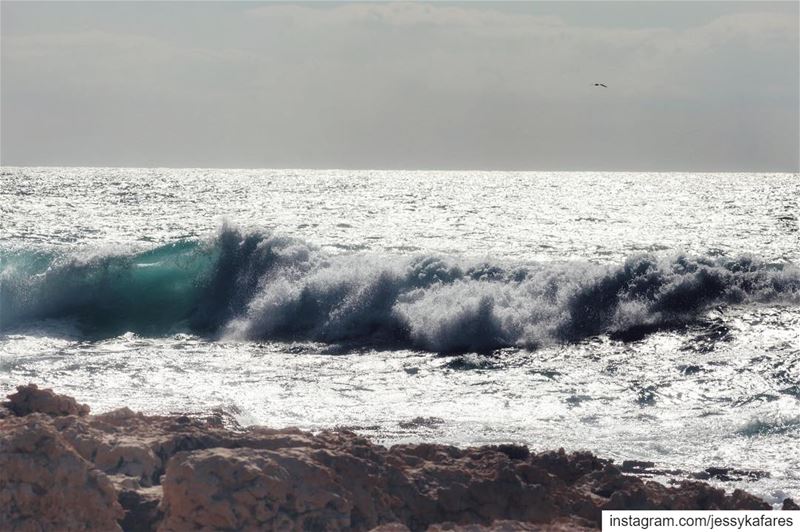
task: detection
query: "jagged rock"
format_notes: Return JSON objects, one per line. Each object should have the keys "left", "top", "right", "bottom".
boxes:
{"left": 50, "top": 408, "right": 327, "bottom": 488}
{"left": 0, "top": 414, "right": 123, "bottom": 531}
{"left": 621, "top": 460, "right": 655, "bottom": 472}
{"left": 425, "top": 520, "right": 596, "bottom": 531}
{"left": 692, "top": 467, "right": 770, "bottom": 482}
{"left": 4, "top": 383, "right": 90, "bottom": 417}
{"left": 371, "top": 519, "right": 598, "bottom": 531}
{"left": 0, "top": 385, "right": 789, "bottom": 532}
{"left": 159, "top": 447, "right": 357, "bottom": 531}
{"left": 782, "top": 498, "right": 799, "bottom": 510}
{"left": 52, "top": 413, "right": 164, "bottom": 487}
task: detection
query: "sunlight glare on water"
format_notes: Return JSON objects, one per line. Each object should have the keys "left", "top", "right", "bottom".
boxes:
{"left": 1, "top": 167, "right": 799, "bottom": 504}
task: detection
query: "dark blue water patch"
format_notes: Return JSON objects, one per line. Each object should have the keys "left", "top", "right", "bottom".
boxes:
{"left": 779, "top": 385, "right": 800, "bottom": 398}
{"left": 444, "top": 354, "right": 503, "bottom": 371}
{"left": 530, "top": 368, "right": 561, "bottom": 380}
{"left": 679, "top": 320, "right": 734, "bottom": 353}
{"left": 398, "top": 416, "right": 444, "bottom": 429}
{"left": 565, "top": 394, "right": 593, "bottom": 407}
{"left": 732, "top": 393, "right": 781, "bottom": 407}
{"left": 632, "top": 383, "right": 660, "bottom": 406}
{"left": 677, "top": 364, "right": 704, "bottom": 375}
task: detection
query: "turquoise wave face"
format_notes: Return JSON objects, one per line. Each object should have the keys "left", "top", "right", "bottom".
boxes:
{"left": 0, "top": 240, "right": 218, "bottom": 336}
{"left": 2, "top": 227, "right": 799, "bottom": 350}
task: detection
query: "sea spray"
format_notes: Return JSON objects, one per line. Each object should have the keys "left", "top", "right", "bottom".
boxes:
{"left": 2, "top": 226, "right": 799, "bottom": 351}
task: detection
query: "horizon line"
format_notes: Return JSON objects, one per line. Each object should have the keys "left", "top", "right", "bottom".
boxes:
{"left": 2, "top": 164, "right": 798, "bottom": 174}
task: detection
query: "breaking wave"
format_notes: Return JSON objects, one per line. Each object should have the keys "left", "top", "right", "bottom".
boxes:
{"left": 2, "top": 226, "right": 799, "bottom": 352}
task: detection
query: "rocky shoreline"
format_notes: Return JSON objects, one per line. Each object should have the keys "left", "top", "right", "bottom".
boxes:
{"left": 1, "top": 384, "right": 796, "bottom": 531}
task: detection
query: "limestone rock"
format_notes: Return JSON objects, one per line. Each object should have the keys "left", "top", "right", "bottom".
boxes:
{"left": 0, "top": 384, "right": 788, "bottom": 532}
{"left": 159, "top": 447, "right": 354, "bottom": 531}
{"left": 425, "top": 520, "right": 595, "bottom": 531}
{"left": 4, "top": 383, "right": 90, "bottom": 417}
{"left": 0, "top": 414, "right": 123, "bottom": 531}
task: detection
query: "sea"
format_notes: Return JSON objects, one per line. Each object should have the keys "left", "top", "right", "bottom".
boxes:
{"left": 1, "top": 167, "right": 798, "bottom": 504}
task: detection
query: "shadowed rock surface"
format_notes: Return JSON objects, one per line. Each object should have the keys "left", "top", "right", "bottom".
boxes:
{"left": 3, "top": 382, "right": 90, "bottom": 417}
{"left": 0, "top": 384, "right": 790, "bottom": 531}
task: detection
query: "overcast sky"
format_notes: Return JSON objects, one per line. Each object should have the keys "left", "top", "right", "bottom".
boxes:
{"left": 1, "top": 1, "right": 798, "bottom": 171}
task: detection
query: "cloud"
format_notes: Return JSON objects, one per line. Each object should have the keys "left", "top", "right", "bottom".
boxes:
{"left": 1, "top": 2, "right": 797, "bottom": 169}
{"left": 6, "top": 4, "right": 794, "bottom": 100}
{"left": 245, "top": 3, "right": 565, "bottom": 30}
{"left": 238, "top": 3, "right": 797, "bottom": 101}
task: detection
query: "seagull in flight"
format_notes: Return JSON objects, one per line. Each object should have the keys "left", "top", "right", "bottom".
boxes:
{"left": 594, "top": 83, "right": 607, "bottom": 88}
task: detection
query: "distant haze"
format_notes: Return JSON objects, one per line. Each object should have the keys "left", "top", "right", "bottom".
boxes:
{"left": 1, "top": 1, "right": 798, "bottom": 171}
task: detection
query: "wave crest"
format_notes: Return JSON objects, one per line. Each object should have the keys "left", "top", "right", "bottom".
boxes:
{"left": 2, "top": 227, "right": 798, "bottom": 352}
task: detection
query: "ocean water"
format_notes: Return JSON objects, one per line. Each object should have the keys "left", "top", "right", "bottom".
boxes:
{"left": 1, "top": 167, "right": 799, "bottom": 504}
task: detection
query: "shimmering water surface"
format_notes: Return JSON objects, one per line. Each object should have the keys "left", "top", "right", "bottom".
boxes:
{"left": 1, "top": 167, "right": 799, "bottom": 504}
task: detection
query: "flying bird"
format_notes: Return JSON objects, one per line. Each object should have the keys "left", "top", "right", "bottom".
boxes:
{"left": 594, "top": 83, "right": 607, "bottom": 88}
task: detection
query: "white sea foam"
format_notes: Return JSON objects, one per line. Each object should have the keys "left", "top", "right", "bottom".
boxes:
{"left": 4, "top": 226, "right": 797, "bottom": 354}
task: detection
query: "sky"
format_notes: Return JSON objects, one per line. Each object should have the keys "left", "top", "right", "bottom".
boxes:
{"left": 1, "top": 1, "right": 798, "bottom": 171}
